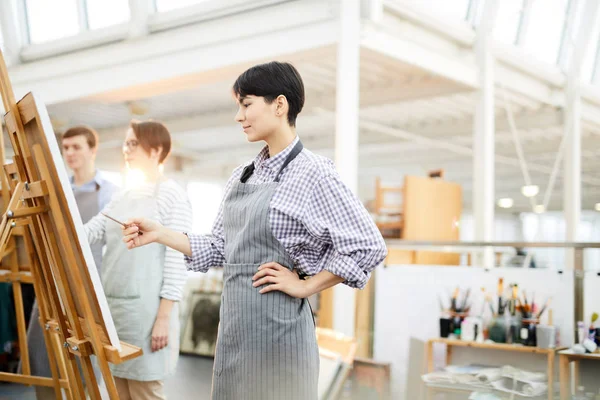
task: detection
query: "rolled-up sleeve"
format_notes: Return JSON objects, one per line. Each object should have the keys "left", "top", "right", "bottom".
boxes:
{"left": 302, "top": 173, "right": 387, "bottom": 289}
{"left": 184, "top": 168, "right": 242, "bottom": 272}
{"left": 184, "top": 231, "right": 226, "bottom": 273}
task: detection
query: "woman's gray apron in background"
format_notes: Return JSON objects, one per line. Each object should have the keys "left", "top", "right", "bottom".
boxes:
{"left": 213, "top": 141, "right": 319, "bottom": 400}
{"left": 76, "top": 183, "right": 104, "bottom": 273}
{"left": 102, "top": 180, "right": 179, "bottom": 381}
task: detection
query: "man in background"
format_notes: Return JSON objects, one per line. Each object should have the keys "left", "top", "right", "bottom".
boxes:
{"left": 62, "top": 125, "right": 119, "bottom": 271}
{"left": 27, "top": 125, "right": 118, "bottom": 399}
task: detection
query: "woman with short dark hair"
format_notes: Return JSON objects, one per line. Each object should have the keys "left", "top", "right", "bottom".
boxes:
{"left": 122, "top": 62, "right": 387, "bottom": 400}
{"left": 85, "top": 120, "right": 192, "bottom": 399}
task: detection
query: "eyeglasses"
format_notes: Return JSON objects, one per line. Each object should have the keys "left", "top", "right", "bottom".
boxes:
{"left": 123, "top": 140, "right": 139, "bottom": 151}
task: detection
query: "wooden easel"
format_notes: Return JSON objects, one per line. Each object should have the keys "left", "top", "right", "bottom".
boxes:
{"left": 0, "top": 50, "right": 141, "bottom": 398}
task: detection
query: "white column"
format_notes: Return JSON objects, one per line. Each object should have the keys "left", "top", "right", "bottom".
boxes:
{"left": 362, "top": 0, "right": 383, "bottom": 22}
{"left": 473, "top": 0, "right": 498, "bottom": 268}
{"left": 333, "top": 0, "right": 360, "bottom": 337}
{"left": 128, "top": 0, "right": 151, "bottom": 38}
{"left": 0, "top": 0, "right": 23, "bottom": 66}
{"left": 564, "top": 0, "right": 600, "bottom": 263}
{"left": 564, "top": 81, "right": 581, "bottom": 248}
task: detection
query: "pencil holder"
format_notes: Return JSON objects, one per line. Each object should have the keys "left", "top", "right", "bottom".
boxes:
{"left": 536, "top": 325, "right": 556, "bottom": 349}
{"left": 439, "top": 318, "right": 452, "bottom": 338}
{"left": 450, "top": 312, "right": 467, "bottom": 338}
{"left": 520, "top": 318, "right": 539, "bottom": 346}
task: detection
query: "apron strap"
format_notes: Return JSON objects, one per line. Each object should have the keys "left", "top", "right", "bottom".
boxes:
{"left": 274, "top": 140, "right": 303, "bottom": 182}
{"left": 239, "top": 140, "right": 304, "bottom": 183}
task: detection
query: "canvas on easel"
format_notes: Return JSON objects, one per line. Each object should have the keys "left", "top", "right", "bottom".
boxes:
{"left": 0, "top": 49, "right": 141, "bottom": 399}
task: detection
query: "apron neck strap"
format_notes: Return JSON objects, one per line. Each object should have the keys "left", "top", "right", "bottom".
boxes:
{"left": 274, "top": 140, "right": 303, "bottom": 182}
{"left": 239, "top": 140, "right": 304, "bottom": 184}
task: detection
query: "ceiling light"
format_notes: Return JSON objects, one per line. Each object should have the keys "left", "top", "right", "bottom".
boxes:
{"left": 595, "top": 203, "right": 600, "bottom": 211}
{"left": 497, "top": 198, "right": 514, "bottom": 208}
{"left": 521, "top": 185, "right": 539, "bottom": 198}
{"left": 533, "top": 204, "right": 545, "bottom": 214}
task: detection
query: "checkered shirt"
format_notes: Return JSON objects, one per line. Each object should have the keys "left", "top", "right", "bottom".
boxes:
{"left": 184, "top": 136, "right": 387, "bottom": 289}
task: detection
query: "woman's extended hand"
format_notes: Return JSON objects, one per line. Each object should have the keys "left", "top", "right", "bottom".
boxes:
{"left": 252, "top": 262, "right": 310, "bottom": 298}
{"left": 122, "top": 217, "right": 163, "bottom": 249}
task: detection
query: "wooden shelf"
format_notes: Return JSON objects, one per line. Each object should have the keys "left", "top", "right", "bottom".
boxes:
{"left": 429, "top": 338, "right": 562, "bottom": 354}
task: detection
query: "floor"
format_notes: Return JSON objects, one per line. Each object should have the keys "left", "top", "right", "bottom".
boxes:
{"left": 0, "top": 355, "right": 214, "bottom": 399}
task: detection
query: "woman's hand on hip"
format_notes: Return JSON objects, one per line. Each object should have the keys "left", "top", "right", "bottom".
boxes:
{"left": 252, "top": 262, "right": 309, "bottom": 298}
{"left": 122, "top": 217, "right": 163, "bottom": 249}
{"left": 151, "top": 316, "right": 169, "bottom": 352}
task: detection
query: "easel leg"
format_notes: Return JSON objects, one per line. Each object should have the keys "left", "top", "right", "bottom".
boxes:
{"left": 104, "top": 372, "right": 120, "bottom": 399}
{"left": 9, "top": 237, "right": 30, "bottom": 375}
{"left": 28, "top": 222, "right": 86, "bottom": 400}
{"left": 22, "top": 230, "right": 64, "bottom": 398}
{"left": 80, "top": 356, "right": 102, "bottom": 400}
{"left": 42, "top": 324, "right": 64, "bottom": 399}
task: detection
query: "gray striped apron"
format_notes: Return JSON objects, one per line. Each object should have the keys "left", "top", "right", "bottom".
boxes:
{"left": 212, "top": 140, "right": 319, "bottom": 400}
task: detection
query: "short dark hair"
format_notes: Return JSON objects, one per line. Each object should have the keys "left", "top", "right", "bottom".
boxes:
{"left": 232, "top": 61, "right": 305, "bottom": 127}
{"left": 129, "top": 120, "right": 172, "bottom": 164}
{"left": 62, "top": 125, "right": 98, "bottom": 148}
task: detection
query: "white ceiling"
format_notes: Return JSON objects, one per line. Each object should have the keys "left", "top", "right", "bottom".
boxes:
{"left": 44, "top": 45, "right": 600, "bottom": 212}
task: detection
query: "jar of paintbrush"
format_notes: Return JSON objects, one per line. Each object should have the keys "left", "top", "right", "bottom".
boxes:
{"left": 520, "top": 318, "right": 539, "bottom": 346}
{"left": 488, "top": 278, "right": 508, "bottom": 343}
{"left": 439, "top": 287, "right": 471, "bottom": 339}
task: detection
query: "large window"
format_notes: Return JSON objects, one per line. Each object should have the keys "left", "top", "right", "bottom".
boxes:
{"left": 24, "top": 0, "right": 130, "bottom": 44}
{"left": 493, "top": 0, "right": 524, "bottom": 45}
{"left": 520, "top": 0, "right": 569, "bottom": 65}
{"left": 154, "top": 0, "right": 211, "bottom": 13}
{"left": 86, "top": 0, "right": 130, "bottom": 30}
{"left": 25, "top": 0, "right": 80, "bottom": 44}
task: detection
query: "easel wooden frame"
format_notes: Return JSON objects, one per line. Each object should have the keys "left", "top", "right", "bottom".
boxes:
{"left": 0, "top": 49, "right": 141, "bottom": 399}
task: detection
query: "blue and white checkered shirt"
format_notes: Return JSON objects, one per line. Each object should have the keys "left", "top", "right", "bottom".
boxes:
{"left": 184, "top": 136, "right": 387, "bottom": 289}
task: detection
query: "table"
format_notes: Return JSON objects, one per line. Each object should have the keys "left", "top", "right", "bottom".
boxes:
{"left": 558, "top": 349, "right": 600, "bottom": 400}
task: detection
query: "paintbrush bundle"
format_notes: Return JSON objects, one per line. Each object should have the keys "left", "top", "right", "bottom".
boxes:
{"left": 442, "top": 287, "right": 472, "bottom": 315}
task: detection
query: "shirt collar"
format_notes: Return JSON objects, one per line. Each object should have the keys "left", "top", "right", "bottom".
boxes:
{"left": 254, "top": 136, "right": 300, "bottom": 173}
{"left": 70, "top": 170, "right": 105, "bottom": 188}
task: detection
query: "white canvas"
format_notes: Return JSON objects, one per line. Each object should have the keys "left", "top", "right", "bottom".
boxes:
{"left": 35, "top": 93, "right": 121, "bottom": 351}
